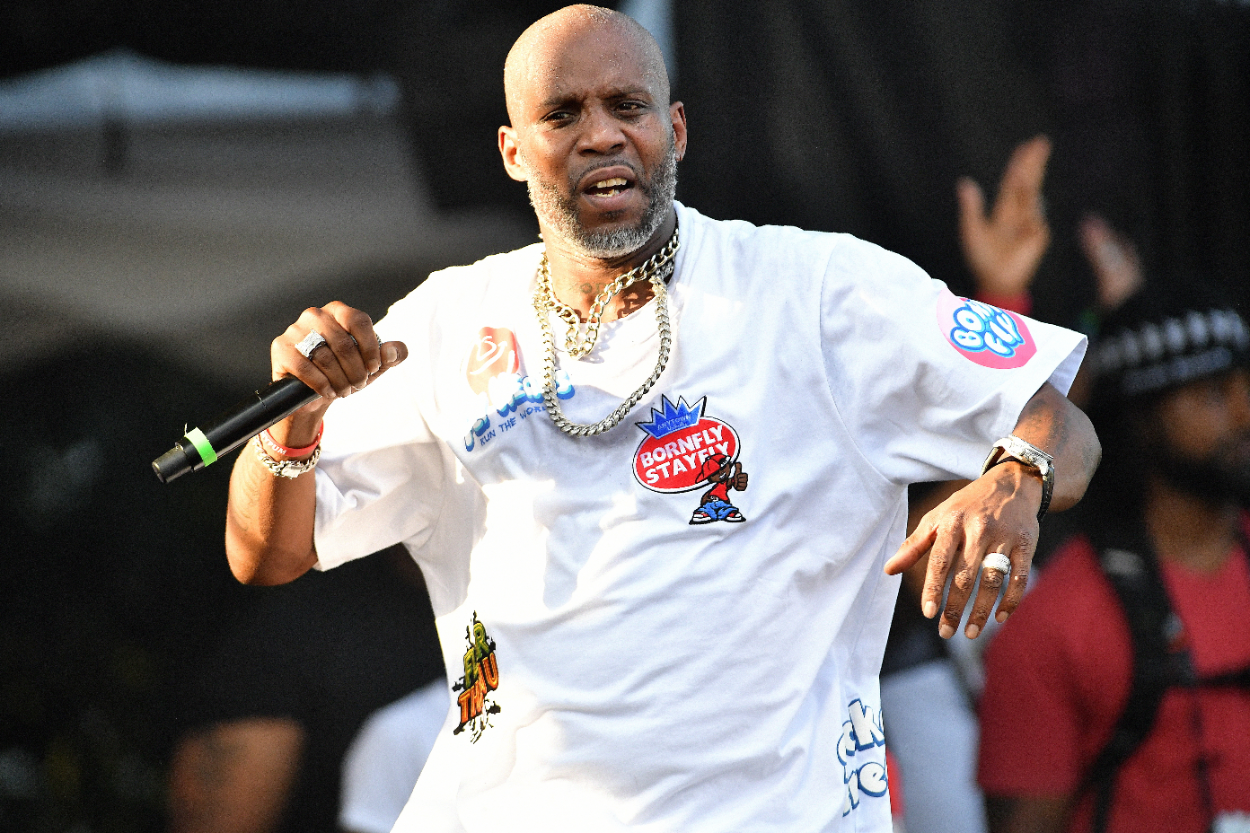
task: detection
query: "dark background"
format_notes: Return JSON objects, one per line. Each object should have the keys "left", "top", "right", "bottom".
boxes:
{"left": 1, "top": 1, "right": 1247, "bottom": 831}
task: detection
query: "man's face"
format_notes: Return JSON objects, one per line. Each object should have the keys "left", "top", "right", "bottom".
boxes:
{"left": 1150, "top": 367, "right": 1250, "bottom": 504}
{"left": 499, "top": 22, "right": 687, "bottom": 258}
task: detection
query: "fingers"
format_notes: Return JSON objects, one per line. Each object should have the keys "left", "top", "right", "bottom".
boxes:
{"left": 884, "top": 523, "right": 937, "bottom": 579}
{"left": 893, "top": 482, "right": 1040, "bottom": 640}
{"left": 1001, "top": 135, "right": 1051, "bottom": 197}
{"left": 942, "top": 520, "right": 1037, "bottom": 639}
{"left": 272, "top": 302, "right": 406, "bottom": 402}
{"left": 956, "top": 177, "right": 988, "bottom": 234}
{"left": 993, "top": 531, "right": 1037, "bottom": 624}
{"left": 1078, "top": 213, "right": 1142, "bottom": 312}
{"left": 992, "top": 136, "right": 1051, "bottom": 237}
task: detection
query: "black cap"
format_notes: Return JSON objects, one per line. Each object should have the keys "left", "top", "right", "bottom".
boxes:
{"left": 1091, "top": 281, "right": 1250, "bottom": 401}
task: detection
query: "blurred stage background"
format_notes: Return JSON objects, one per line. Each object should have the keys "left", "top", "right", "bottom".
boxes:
{"left": 1, "top": 1, "right": 1247, "bottom": 831}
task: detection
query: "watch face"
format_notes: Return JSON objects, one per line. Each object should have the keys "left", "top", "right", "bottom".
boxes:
{"left": 1011, "top": 438, "right": 1051, "bottom": 461}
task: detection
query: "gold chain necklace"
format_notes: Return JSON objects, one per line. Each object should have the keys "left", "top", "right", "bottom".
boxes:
{"left": 533, "top": 227, "right": 679, "bottom": 437}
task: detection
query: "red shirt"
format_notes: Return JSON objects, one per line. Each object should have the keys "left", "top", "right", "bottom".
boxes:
{"left": 977, "top": 530, "right": 1250, "bottom": 833}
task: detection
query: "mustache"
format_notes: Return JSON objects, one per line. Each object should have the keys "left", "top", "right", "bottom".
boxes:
{"left": 570, "top": 159, "right": 643, "bottom": 190}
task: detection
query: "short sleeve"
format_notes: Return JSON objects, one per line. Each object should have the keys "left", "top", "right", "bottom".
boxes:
{"left": 821, "top": 239, "right": 1086, "bottom": 483}
{"left": 313, "top": 311, "right": 451, "bottom": 570}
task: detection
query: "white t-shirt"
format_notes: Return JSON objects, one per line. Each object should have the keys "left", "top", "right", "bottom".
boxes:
{"left": 339, "top": 679, "right": 451, "bottom": 833}
{"left": 314, "top": 202, "right": 1085, "bottom": 832}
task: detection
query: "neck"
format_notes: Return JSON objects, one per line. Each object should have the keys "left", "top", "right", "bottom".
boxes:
{"left": 1143, "top": 474, "right": 1240, "bottom": 572}
{"left": 541, "top": 208, "right": 677, "bottom": 322}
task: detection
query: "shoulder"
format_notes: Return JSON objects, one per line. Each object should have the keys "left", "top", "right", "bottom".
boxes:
{"left": 381, "top": 244, "right": 544, "bottom": 328}
{"left": 677, "top": 201, "right": 875, "bottom": 273}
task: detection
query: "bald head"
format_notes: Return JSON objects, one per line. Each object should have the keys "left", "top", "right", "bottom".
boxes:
{"left": 504, "top": 5, "right": 670, "bottom": 126}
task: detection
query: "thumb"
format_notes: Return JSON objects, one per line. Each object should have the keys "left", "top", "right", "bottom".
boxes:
{"left": 885, "top": 524, "right": 936, "bottom": 576}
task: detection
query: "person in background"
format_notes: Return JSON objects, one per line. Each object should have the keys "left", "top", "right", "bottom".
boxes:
{"left": 977, "top": 273, "right": 1250, "bottom": 832}
{"left": 168, "top": 548, "right": 442, "bottom": 833}
{"left": 338, "top": 678, "right": 449, "bottom": 833}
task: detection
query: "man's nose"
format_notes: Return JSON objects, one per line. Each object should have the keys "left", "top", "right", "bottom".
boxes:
{"left": 577, "top": 106, "right": 626, "bottom": 154}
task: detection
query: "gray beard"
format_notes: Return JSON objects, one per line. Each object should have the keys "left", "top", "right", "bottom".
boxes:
{"left": 523, "top": 137, "right": 678, "bottom": 259}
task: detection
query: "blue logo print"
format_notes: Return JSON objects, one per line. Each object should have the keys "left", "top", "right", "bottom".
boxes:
{"left": 838, "top": 699, "right": 889, "bottom": 817}
{"left": 950, "top": 299, "right": 1026, "bottom": 358}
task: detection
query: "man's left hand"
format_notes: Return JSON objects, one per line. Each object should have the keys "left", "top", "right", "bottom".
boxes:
{"left": 884, "top": 382, "right": 1100, "bottom": 639}
{"left": 885, "top": 464, "right": 1042, "bottom": 639}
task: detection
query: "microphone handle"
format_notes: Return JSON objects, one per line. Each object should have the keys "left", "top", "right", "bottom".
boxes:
{"left": 152, "top": 376, "right": 319, "bottom": 483}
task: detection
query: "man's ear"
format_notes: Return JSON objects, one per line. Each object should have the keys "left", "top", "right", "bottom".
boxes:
{"left": 670, "top": 101, "right": 688, "bottom": 162}
{"left": 499, "top": 126, "right": 528, "bottom": 182}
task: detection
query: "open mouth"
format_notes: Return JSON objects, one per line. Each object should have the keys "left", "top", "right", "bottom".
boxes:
{"left": 584, "top": 176, "right": 633, "bottom": 198}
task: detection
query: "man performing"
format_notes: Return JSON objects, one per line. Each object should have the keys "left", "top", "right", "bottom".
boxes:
{"left": 224, "top": 6, "right": 1100, "bottom": 830}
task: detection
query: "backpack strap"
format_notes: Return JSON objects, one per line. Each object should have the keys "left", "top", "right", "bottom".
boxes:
{"left": 1080, "top": 526, "right": 1193, "bottom": 833}
{"left": 1081, "top": 522, "right": 1250, "bottom": 833}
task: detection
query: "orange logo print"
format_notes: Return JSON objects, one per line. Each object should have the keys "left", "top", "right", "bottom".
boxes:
{"left": 464, "top": 327, "right": 520, "bottom": 395}
{"left": 452, "top": 612, "right": 501, "bottom": 742}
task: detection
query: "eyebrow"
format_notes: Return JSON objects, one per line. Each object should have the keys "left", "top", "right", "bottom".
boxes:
{"left": 538, "top": 85, "right": 654, "bottom": 109}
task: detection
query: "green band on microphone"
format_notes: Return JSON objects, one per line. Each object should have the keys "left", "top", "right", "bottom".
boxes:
{"left": 185, "top": 427, "right": 217, "bottom": 466}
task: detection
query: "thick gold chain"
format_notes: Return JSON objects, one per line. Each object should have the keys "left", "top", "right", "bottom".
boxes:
{"left": 532, "top": 227, "right": 679, "bottom": 437}
{"left": 539, "top": 229, "right": 680, "bottom": 359}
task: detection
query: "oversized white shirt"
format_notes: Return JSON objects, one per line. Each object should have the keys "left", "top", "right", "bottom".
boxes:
{"left": 313, "top": 202, "right": 1085, "bottom": 832}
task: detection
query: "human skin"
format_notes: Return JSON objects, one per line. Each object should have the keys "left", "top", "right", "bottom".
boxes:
{"left": 225, "top": 7, "right": 1100, "bottom": 649}
{"left": 498, "top": 6, "right": 686, "bottom": 322}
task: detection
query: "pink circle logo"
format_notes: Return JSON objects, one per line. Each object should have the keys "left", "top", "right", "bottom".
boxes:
{"left": 936, "top": 292, "right": 1036, "bottom": 369}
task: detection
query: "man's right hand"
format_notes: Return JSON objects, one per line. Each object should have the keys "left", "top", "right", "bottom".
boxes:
{"left": 267, "top": 302, "right": 408, "bottom": 448}
{"left": 225, "top": 302, "right": 407, "bottom": 586}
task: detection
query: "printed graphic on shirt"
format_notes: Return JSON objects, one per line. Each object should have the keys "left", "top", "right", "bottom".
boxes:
{"left": 937, "top": 291, "right": 1037, "bottom": 369}
{"left": 451, "top": 611, "right": 501, "bottom": 743}
{"left": 838, "top": 699, "right": 888, "bottom": 817}
{"left": 461, "top": 326, "right": 574, "bottom": 452}
{"left": 633, "top": 396, "right": 749, "bottom": 524}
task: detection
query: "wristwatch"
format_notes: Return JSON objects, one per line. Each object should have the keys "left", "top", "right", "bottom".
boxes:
{"left": 981, "top": 435, "right": 1054, "bottom": 521}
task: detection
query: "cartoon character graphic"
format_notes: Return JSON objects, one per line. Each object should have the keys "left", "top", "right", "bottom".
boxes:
{"left": 451, "top": 612, "right": 501, "bottom": 742}
{"left": 689, "top": 452, "right": 749, "bottom": 524}
{"left": 633, "top": 396, "right": 751, "bottom": 524}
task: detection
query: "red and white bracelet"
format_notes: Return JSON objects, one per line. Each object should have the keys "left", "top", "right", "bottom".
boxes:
{"left": 259, "top": 423, "right": 323, "bottom": 459}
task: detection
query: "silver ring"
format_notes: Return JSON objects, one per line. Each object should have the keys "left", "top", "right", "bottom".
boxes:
{"left": 982, "top": 551, "right": 1012, "bottom": 575}
{"left": 295, "top": 330, "right": 328, "bottom": 359}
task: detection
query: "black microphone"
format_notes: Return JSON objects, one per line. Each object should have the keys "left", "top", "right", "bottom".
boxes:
{"left": 151, "top": 376, "right": 319, "bottom": 483}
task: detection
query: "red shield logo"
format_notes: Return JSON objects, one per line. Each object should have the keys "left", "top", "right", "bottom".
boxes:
{"left": 633, "top": 396, "right": 740, "bottom": 493}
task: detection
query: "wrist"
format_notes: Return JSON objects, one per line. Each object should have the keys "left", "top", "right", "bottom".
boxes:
{"left": 268, "top": 413, "right": 326, "bottom": 457}
{"left": 981, "top": 435, "right": 1054, "bottom": 520}
{"left": 261, "top": 424, "right": 323, "bottom": 461}
{"left": 994, "top": 460, "right": 1045, "bottom": 511}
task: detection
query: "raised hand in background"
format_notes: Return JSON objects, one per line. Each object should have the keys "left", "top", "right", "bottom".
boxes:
{"left": 957, "top": 135, "right": 1052, "bottom": 305}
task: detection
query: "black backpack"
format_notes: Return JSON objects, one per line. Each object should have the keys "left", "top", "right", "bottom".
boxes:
{"left": 1082, "top": 524, "right": 1250, "bottom": 833}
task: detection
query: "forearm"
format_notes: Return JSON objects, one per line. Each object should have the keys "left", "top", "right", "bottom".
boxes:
{"left": 224, "top": 302, "right": 407, "bottom": 585}
{"left": 224, "top": 412, "right": 324, "bottom": 585}
{"left": 1009, "top": 381, "right": 1100, "bottom": 512}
